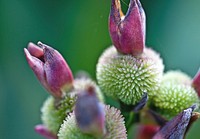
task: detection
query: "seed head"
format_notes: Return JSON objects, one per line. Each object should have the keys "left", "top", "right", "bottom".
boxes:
{"left": 96, "top": 46, "right": 164, "bottom": 105}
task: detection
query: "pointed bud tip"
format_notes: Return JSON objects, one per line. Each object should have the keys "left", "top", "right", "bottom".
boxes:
{"left": 153, "top": 106, "right": 195, "bottom": 139}
{"left": 109, "top": 0, "right": 145, "bottom": 56}
{"left": 24, "top": 48, "right": 35, "bottom": 68}
{"left": 27, "top": 42, "right": 44, "bottom": 58}
{"left": 133, "top": 92, "right": 148, "bottom": 112}
{"left": 192, "top": 68, "right": 200, "bottom": 96}
{"left": 37, "top": 41, "right": 44, "bottom": 48}
{"left": 24, "top": 48, "right": 29, "bottom": 55}
{"left": 35, "top": 125, "right": 57, "bottom": 139}
{"left": 37, "top": 41, "right": 52, "bottom": 51}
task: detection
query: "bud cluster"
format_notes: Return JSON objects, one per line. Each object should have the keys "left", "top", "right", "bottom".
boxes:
{"left": 24, "top": 0, "right": 200, "bottom": 138}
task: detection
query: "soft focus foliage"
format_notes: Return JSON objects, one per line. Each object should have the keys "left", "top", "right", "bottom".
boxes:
{"left": 1, "top": 0, "right": 200, "bottom": 139}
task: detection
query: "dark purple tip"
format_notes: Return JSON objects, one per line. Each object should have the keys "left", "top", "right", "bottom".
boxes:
{"left": 153, "top": 105, "right": 196, "bottom": 139}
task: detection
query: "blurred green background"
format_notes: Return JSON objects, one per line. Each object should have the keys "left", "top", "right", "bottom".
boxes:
{"left": 1, "top": 0, "right": 200, "bottom": 138}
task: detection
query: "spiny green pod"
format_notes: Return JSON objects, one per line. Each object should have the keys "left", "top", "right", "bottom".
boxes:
{"left": 150, "top": 82, "right": 199, "bottom": 119}
{"left": 41, "top": 94, "right": 76, "bottom": 135}
{"left": 96, "top": 46, "right": 164, "bottom": 105}
{"left": 41, "top": 78, "right": 104, "bottom": 135}
{"left": 58, "top": 105, "right": 127, "bottom": 139}
{"left": 162, "top": 70, "right": 192, "bottom": 85}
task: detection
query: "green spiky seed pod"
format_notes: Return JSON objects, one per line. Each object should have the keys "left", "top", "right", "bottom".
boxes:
{"left": 41, "top": 94, "right": 76, "bottom": 134}
{"left": 41, "top": 78, "right": 104, "bottom": 134}
{"left": 96, "top": 46, "right": 164, "bottom": 105}
{"left": 151, "top": 82, "right": 199, "bottom": 119}
{"left": 162, "top": 70, "right": 192, "bottom": 85}
{"left": 58, "top": 105, "right": 127, "bottom": 139}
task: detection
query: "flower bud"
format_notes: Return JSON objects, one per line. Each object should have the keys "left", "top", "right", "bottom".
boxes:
{"left": 34, "top": 125, "right": 57, "bottom": 139}
{"left": 74, "top": 86, "right": 105, "bottom": 136}
{"left": 153, "top": 105, "right": 196, "bottom": 139}
{"left": 24, "top": 42, "right": 73, "bottom": 98}
{"left": 96, "top": 46, "right": 164, "bottom": 105}
{"left": 58, "top": 105, "right": 127, "bottom": 139}
{"left": 192, "top": 68, "right": 200, "bottom": 96}
{"left": 109, "top": 0, "right": 146, "bottom": 56}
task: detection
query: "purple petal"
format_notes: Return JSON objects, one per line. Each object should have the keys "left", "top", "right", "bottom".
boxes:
{"left": 133, "top": 92, "right": 148, "bottom": 112}
{"left": 24, "top": 48, "right": 50, "bottom": 92}
{"left": 27, "top": 42, "right": 44, "bottom": 58}
{"left": 38, "top": 42, "right": 74, "bottom": 98}
{"left": 109, "top": 0, "right": 145, "bottom": 56}
{"left": 35, "top": 125, "right": 57, "bottom": 139}
{"left": 153, "top": 105, "right": 196, "bottom": 139}
{"left": 192, "top": 68, "right": 200, "bottom": 96}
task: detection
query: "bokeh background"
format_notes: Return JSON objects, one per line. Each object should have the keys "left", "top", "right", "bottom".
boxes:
{"left": 1, "top": 0, "right": 200, "bottom": 138}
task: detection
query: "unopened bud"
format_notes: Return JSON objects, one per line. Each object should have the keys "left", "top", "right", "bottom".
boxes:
{"left": 74, "top": 86, "right": 105, "bottom": 136}
{"left": 109, "top": 0, "right": 146, "bottom": 56}
{"left": 153, "top": 105, "right": 196, "bottom": 139}
{"left": 24, "top": 42, "right": 73, "bottom": 98}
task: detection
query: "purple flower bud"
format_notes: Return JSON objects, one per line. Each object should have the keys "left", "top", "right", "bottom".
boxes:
{"left": 109, "top": 0, "right": 146, "bottom": 56}
{"left": 74, "top": 86, "right": 105, "bottom": 136}
{"left": 24, "top": 42, "right": 74, "bottom": 98}
{"left": 192, "top": 68, "right": 200, "bottom": 96}
{"left": 153, "top": 105, "right": 196, "bottom": 139}
{"left": 35, "top": 125, "right": 57, "bottom": 139}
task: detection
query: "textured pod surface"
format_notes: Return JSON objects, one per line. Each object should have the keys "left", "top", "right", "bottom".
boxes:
{"left": 96, "top": 46, "right": 163, "bottom": 105}
{"left": 41, "top": 79, "right": 104, "bottom": 134}
{"left": 41, "top": 95, "right": 76, "bottom": 134}
{"left": 151, "top": 82, "right": 199, "bottom": 119}
{"left": 41, "top": 78, "right": 104, "bottom": 134}
{"left": 162, "top": 70, "right": 192, "bottom": 85}
{"left": 58, "top": 105, "right": 127, "bottom": 139}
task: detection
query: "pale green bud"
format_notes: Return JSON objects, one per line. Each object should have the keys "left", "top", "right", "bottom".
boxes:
{"left": 58, "top": 105, "right": 127, "bottom": 139}
{"left": 151, "top": 82, "right": 199, "bottom": 119}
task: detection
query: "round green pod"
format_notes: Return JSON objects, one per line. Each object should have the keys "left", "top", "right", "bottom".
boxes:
{"left": 151, "top": 82, "right": 199, "bottom": 119}
{"left": 41, "top": 78, "right": 104, "bottom": 134}
{"left": 162, "top": 70, "right": 192, "bottom": 85}
{"left": 96, "top": 46, "right": 164, "bottom": 105}
{"left": 41, "top": 94, "right": 76, "bottom": 134}
{"left": 58, "top": 105, "right": 127, "bottom": 139}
